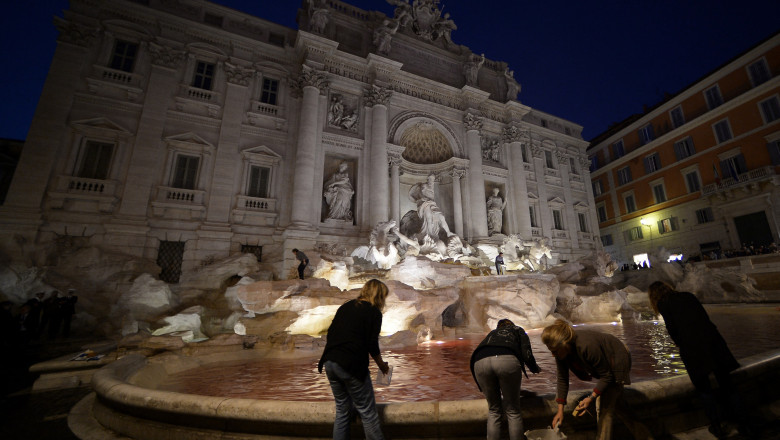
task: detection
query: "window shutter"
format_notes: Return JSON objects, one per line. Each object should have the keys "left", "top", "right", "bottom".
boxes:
{"left": 719, "top": 159, "right": 732, "bottom": 179}
{"left": 735, "top": 154, "right": 747, "bottom": 175}
{"left": 768, "top": 142, "right": 780, "bottom": 165}
{"left": 673, "top": 142, "right": 682, "bottom": 161}
{"left": 671, "top": 217, "right": 679, "bottom": 231}
{"left": 657, "top": 220, "right": 664, "bottom": 234}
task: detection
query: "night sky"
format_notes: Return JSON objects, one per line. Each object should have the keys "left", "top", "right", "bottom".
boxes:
{"left": 1, "top": 0, "right": 778, "bottom": 142}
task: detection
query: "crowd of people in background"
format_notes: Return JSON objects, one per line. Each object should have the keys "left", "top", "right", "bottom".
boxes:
{"left": 704, "top": 242, "right": 779, "bottom": 260}
{"left": 0, "top": 289, "right": 77, "bottom": 349}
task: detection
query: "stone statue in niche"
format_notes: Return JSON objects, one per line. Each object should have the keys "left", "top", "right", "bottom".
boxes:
{"left": 373, "top": 19, "right": 399, "bottom": 55}
{"left": 308, "top": 0, "right": 329, "bottom": 34}
{"left": 463, "top": 53, "right": 485, "bottom": 86}
{"left": 327, "top": 94, "right": 359, "bottom": 132}
{"left": 323, "top": 162, "right": 354, "bottom": 221}
{"left": 504, "top": 68, "right": 521, "bottom": 101}
{"left": 400, "top": 174, "right": 463, "bottom": 257}
{"left": 486, "top": 187, "right": 507, "bottom": 236}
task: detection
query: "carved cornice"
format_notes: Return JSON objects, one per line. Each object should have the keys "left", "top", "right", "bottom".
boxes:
{"left": 463, "top": 112, "right": 483, "bottom": 131}
{"left": 388, "top": 154, "right": 403, "bottom": 167}
{"left": 54, "top": 18, "right": 98, "bottom": 47}
{"left": 363, "top": 85, "right": 393, "bottom": 107}
{"left": 224, "top": 62, "right": 254, "bottom": 86}
{"left": 148, "top": 42, "right": 185, "bottom": 69}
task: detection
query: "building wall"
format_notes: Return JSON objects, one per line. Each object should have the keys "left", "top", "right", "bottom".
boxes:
{"left": 589, "top": 32, "right": 780, "bottom": 265}
{"left": 0, "top": 0, "right": 596, "bottom": 279}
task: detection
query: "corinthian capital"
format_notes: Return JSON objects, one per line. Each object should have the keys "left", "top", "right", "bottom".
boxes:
{"left": 224, "top": 62, "right": 254, "bottom": 86}
{"left": 363, "top": 85, "right": 393, "bottom": 107}
{"left": 450, "top": 168, "right": 466, "bottom": 180}
{"left": 463, "top": 112, "right": 483, "bottom": 131}
{"left": 291, "top": 65, "right": 328, "bottom": 97}
{"left": 148, "top": 42, "right": 185, "bottom": 69}
{"left": 530, "top": 144, "right": 544, "bottom": 158}
{"left": 502, "top": 125, "right": 529, "bottom": 143}
{"left": 555, "top": 149, "right": 567, "bottom": 162}
{"left": 54, "top": 18, "right": 98, "bottom": 47}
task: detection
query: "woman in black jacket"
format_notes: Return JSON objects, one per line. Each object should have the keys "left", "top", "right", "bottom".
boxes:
{"left": 318, "top": 279, "right": 390, "bottom": 440}
{"left": 648, "top": 281, "right": 748, "bottom": 439}
{"left": 470, "top": 319, "right": 540, "bottom": 440}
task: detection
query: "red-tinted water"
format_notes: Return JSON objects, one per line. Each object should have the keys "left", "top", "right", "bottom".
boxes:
{"left": 158, "top": 305, "right": 780, "bottom": 402}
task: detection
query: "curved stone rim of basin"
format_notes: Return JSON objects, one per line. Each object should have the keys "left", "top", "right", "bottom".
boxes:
{"left": 73, "top": 348, "right": 780, "bottom": 439}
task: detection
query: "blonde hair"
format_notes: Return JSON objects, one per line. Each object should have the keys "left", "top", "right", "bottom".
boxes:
{"left": 357, "top": 279, "right": 389, "bottom": 312}
{"left": 648, "top": 281, "right": 675, "bottom": 314}
{"left": 541, "top": 319, "right": 575, "bottom": 351}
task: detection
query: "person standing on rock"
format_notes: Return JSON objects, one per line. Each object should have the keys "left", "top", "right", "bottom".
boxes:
{"left": 318, "top": 279, "right": 390, "bottom": 440}
{"left": 648, "top": 281, "right": 752, "bottom": 438}
{"left": 542, "top": 319, "right": 654, "bottom": 440}
{"left": 292, "top": 248, "right": 309, "bottom": 280}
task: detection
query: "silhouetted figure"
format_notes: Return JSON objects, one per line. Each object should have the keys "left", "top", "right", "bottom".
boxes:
{"left": 47, "top": 291, "right": 63, "bottom": 339}
{"left": 60, "top": 289, "right": 78, "bottom": 337}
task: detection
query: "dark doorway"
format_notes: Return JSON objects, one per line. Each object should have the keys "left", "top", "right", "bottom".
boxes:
{"left": 157, "top": 241, "right": 185, "bottom": 283}
{"left": 733, "top": 211, "right": 773, "bottom": 247}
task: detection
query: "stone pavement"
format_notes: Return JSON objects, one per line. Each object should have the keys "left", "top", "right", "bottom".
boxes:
{"left": 2, "top": 337, "right": 779, "bottom": 439}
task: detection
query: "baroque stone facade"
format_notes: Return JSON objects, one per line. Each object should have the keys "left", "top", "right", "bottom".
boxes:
{"left": 0, "top": 0, "right": 595, "bottom": 279}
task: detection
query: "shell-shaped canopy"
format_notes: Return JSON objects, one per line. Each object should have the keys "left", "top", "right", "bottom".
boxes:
{"left": 400, "top": 122, "right": 453, "bottom": 165}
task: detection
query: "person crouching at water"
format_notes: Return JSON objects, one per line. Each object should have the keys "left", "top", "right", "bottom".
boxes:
{"left": 648, "top": 281, "right": 752, "bottom": 439}
{"left": 541, "top": 319, "right": 654, "bottom": 440}
{"left": 318, "top": 279, "right": 390, "bottom": 440}
{"left": 470, "top": 318, "right": 541, "bottom": 440}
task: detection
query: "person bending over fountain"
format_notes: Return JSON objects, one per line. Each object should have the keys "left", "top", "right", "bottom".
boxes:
{"left": 648, "top": 281, "right": 753, "bottom": 439}
{"left": 318, "top": 279, "right": 390, "bottom": 440}
{"left": 470, "top": 319, "right": 540, "bottom": 440}
{"left": 542, "top": 319, "right": 654, "bottom": 440}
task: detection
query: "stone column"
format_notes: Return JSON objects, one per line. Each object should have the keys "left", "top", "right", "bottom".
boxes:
{"left": 450, "top": 168, "right": 466, "bottom": 237}
{"left": 504, "top": 126, "right": 531, "bottom": 237}
{"left": 364, "top": 86, "right": 393, "bottom": 227}
{"left": 290, "top": 66, "right": 328, "bottom": 228}
{"left": 389, "top": 155, "right": 401, "bottom": 223}
{"left": 531, "top": 143, "right": 552, "bottom": 239}
{"left": 558, "top": 150, "right": 579, "bottom": 248}
{"left": 464, "top": 112, "right": 489, "bottom": 238}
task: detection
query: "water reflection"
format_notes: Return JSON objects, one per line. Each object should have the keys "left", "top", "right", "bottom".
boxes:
{"left": 158, "top": 305, "right": 780, "bottom": 402}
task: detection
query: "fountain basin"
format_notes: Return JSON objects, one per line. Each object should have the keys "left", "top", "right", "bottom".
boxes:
{"left": 71, "top": 347, "right": 780, "bottom": 439}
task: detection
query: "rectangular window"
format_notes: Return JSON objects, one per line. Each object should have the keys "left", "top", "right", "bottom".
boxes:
{"left": 578, "top": 213, "right": 588, "bottom": 232}
{"left": 713, "top": 119, "right": 732, "bottom": 143}
{"left": 684, "top": 170, "right": 701, "bottom": 193}
{"left": 545, "top": 150, "right": 555, "bottom": 169}
{"left": 612, "top": 139, "right": 625, "bottom": 158}
{"left": 617, "top": 166, "right": 632, "bottom": 185}
{"left": 748, "top": 59, "right": 771, "bottom": 87}
{"left": 172, "top": 154, "right": 199, "bottom": 189}
{"left": 644, "top": 153, "right": 662, "bottom": 174}
{"left": 658, "top": 217, "right": 678, "bottom": 234}
{"left": 759, "top": 96, "right": 780, "bottom": 123}
{"left": 247, "top": 165, "right": 270, "bottom": 198}
{"left": 673, "top": 137, "right": 696, "bottom": 160}
{"left": 705, "top": 85, "right": 723, "bottom": 109}
{"left": 521, "top": 145, "right": 529, "bottom": 163}
{"left": 638, "top": 124, "right": 655, "bottom": 145}
{"left": 628, "top": 226, "right": 643, "bottom": 241}
{"left": 529, "top": 206, "right": 538, "bottom": 228}
{"left": 601, "top": 234, "right": 613, "bottom": 246}
{"left": 109, "top": 40, "right": 138, "bottom": 73}
{"left": 592, "top": 180, "right": 603, "bottom": 196}
{"left": 589, "top": 156, "right": 599, "bottom": 172}
{"left": 597, "top": 205, "right": 608, "bottom": 223}
{"left": 268, "top": 32, "right": 285, "bottom": 47}
{"left": 569, "top": 157, "right": 579, "bottom": 175}
{"left": 670, "top": 106, "right": 685, "bottom": 129}
{"left": 652, "top": 183, "right": 667, "bottom": 203}
{"left": 624, "top": 194, "right": 637, "bottom": 213}
{"left": 719, "top": 153, "right": 747, "bottom": 179}
{"left": 696, "top": 207, "right": 714, "bottom": 224}
{"left": 77, "top": 141, "right": 114, "bottom": 180}
{"left": 203, "top": 12, "right": 224, "bottom": 27}
{"left": 260, "top": 78, "right": 279, "bottom": 105}
{"left": 768, "top": 140, "right": 780, "bottom": 165}
{"left": 192, "top": 61, "right": 215, "bottom": 90}
{"left": 553, "top": 209, "right": 563, "bottom": 230}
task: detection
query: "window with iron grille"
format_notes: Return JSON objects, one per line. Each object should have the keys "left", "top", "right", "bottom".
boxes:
{"left": 241, "top": 245, "right": 263, "bottom": 262}
{"left": 192, "top": 61, "right": 215, "bottom": 90}
{"left": 696, "top": 207, "right": 714, "bottom": 224}
{"left": 260, "top": 78, "right": 279, "bottom": 105}
{"left": 109, "top": 40, "right": 138, "bottom": 73}
{"left": 157, "top": 241, "right": 185, "bottom": 283}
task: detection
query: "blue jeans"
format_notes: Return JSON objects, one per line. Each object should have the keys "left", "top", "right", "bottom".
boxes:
{"left": 324, "top": 360, "right": 385, "bottom": 440}
{"left": 474, "top": 355, "right": 523, "bottom": 440}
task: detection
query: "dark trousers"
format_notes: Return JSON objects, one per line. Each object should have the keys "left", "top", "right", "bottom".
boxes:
{"left": 297, "top": 262, "right": 306, "bottom": 279}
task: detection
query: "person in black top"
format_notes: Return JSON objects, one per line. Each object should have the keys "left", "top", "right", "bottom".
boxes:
{"left": 292, "top": 248, "right": 309, "bottom": 280}
{"left": 470, "top": 319, "right": 541, "bottom": 440}
{"left": 495, "top": 252, "right": 505, "bottom": 275}
{"left": 318, "top": 279, "right": 390, "bottom": 440}
{"left": 648, "top": 281, "right": 751, "bottom": 439}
